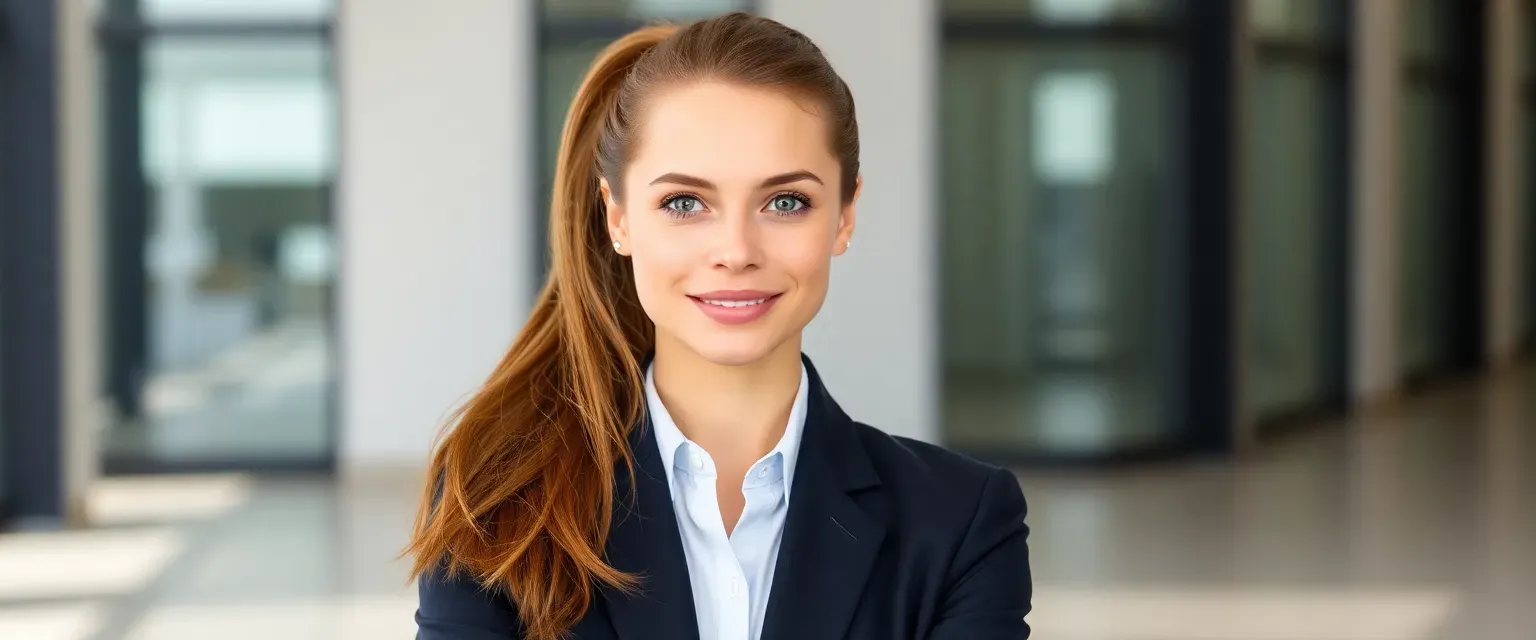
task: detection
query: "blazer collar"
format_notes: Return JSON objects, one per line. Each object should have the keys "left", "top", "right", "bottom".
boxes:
{"left": 601, "top": 353, "right": 886, "bottom": 640}
{"left": 760, "top": 354, "right": 885, "bottom": 640}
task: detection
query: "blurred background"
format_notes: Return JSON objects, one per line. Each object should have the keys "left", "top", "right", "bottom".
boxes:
{"left": 0, "top": 0, "right": 1533, "bottom": 638}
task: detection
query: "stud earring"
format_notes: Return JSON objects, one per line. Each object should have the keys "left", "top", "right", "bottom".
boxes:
{"left": 613, "top": 240, "right": 621, "bottom": 251}
{"left": 845, "top": 239, "right": 852, "bottom": 249}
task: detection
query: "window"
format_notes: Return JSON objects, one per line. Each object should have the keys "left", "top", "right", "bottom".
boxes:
{"left": 1398, "top": 0, "right": 1485, "bottom": 379}
{"left": 939, "top": 1, "right": 1198, "bottom": 459}
{"left": 1243, "top": 0, "right": 1349, "bottom": 425}
{"left": 98, "top": 0, "right": 338, "bottom": 471}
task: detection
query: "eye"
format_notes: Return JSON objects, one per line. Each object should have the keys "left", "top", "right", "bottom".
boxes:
{"left": 660, "top": 193, "right": 706, "bottom": 218}
{"left": 765, "top": 192, "right": 811, "bottom": 216}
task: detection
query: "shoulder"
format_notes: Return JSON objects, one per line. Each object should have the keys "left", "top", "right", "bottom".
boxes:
{"left": 847, "top": 421, "right": 1027, "bottom": 530}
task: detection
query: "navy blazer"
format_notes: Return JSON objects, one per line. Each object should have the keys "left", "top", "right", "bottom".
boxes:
{"left": 416, "top": 357, "right": 1032, "bottom": 639}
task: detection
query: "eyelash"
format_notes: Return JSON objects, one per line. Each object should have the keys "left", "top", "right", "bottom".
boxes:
{"left": 657, "top": 191, "right": 815, "bottom": 219}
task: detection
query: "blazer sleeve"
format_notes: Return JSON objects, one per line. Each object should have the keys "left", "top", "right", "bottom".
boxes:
{"left": 927, "top": 467, "right": 1033, "bottom": 639}
{"left": 416, "top": 558, "right": 523, "bottom": 640}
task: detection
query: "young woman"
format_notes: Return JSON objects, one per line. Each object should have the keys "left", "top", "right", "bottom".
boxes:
{"left": 409, "top": 12, "right": 1031, "bottom": 640}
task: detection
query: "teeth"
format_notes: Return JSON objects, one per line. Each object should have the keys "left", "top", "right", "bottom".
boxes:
{"left": 701, "top": 298, "right": 767, "bottom": 308}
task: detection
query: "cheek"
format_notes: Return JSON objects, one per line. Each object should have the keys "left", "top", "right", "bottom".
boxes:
{"left": 767, "top": 224, "right": 835, "bottom": 286}
{"left": 627, "top": 230, "right": 697, "bottom": 300}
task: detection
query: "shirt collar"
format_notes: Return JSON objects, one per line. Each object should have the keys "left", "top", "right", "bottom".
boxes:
{"left": 644, "top": 360, "right": 810, "bottom": 499}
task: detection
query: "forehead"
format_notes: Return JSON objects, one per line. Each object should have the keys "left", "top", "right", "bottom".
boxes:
{"left": 627, "top": 81, "right": 838, "bottom": 185}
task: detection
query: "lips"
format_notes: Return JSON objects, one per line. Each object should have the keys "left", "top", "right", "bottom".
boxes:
{"left": 688, "top": 290, "right": 782, "bottom": 325}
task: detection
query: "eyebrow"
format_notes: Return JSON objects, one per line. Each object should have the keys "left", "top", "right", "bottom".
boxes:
{"left": 647, "top": 170, "right": 825, "bottom": 190}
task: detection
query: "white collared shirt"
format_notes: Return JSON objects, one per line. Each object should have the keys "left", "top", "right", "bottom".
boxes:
{"left": 644, "top": 362, "right": 809, "bottom": 640}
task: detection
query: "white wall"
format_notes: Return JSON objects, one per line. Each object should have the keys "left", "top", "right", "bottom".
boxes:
{"left": 1350, "top": 0, "right": 1402, "bottom": 405}
{"left": 337, "top": 0, "right": 536, "bottom": 471}
{"left": 759, "top": 0, "right": 940, "bottom": 442}
{"left": 1486, "top": 0, "right": 1526, "bottom": 365}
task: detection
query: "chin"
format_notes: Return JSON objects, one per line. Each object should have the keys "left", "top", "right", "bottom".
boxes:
{"left": 677, "top": 333, "right": 787, "bottom": 368}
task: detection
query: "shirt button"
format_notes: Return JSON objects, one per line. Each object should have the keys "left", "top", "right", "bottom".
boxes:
{"left": 689, "top": 453, "right": 704, "bottom": 471}
{"left": 730, "top": 580, "right": 740, "bottom": 598}
{"left": 757, "top": 467, "right": 768, "bottom": 479}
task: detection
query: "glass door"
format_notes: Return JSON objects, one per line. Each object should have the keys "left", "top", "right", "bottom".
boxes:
{"left": 1399, "top": 0, "right": 1484, "bottom": 379}
{"left": 1244, "top": 0, "right": 1349, "bottom": 426}
{"left": 939, "top": 1, "right": 1187, "bottom": 459}
{"left": 98, "top": 0, "right": 339, "bottom": 472}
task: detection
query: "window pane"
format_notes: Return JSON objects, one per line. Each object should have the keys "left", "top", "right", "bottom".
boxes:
{"left": 1402, "top": 0, "right": 1451, "bottom": 63}
{"left": 940, "top": 42, "right": 1178, "bottom": 455}
{"left": 1249, "top": 0, "right": 1343, "bottom": 41}
{"left": 1399, "top": 85, "right": 1455, "bottom": 376}
{"left": 542, "top": 0, "right": 749, "bottom": 20}
{"left": 944, "top": 0, "right": 1173, "bottom": 22}
{"left": 1245, "top": 60, "right": 1342, "bottom": 417}
{"left": 104, "top": 37, "right": 337, "bottom": 465}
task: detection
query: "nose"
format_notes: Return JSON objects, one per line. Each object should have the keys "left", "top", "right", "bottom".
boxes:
{"left": 708, "top": 209, "right": 763, "bottom": 273}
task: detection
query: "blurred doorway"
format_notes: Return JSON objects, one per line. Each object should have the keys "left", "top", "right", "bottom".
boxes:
{"left": 1399, "top": 0, "right": 1488, "bottom": 383}
{"left": 1244, "top": 0, "right": 1351, "bottom": 433}
{"left": 938, "top": 0, "right": 1200, "bottom": 461}
{"left": 98, "top": 0, "right": 338, "bottom": 473}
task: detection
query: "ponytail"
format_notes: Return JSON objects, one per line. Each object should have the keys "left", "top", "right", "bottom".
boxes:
{"left": 406, "top": 24, "right": 676, "bottom": 640}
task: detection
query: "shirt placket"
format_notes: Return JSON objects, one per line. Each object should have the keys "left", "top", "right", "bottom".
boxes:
{"left": 683, "top": 444, "right": 751, "bottom": 640}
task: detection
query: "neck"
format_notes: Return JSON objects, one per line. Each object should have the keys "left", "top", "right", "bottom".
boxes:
{"left": 650, "top": 333, "right": 803, "bottom": 466}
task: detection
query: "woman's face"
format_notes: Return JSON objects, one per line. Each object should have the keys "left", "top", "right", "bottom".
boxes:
{"left": 603, "top": 81, "right": 858, "bottom": 367}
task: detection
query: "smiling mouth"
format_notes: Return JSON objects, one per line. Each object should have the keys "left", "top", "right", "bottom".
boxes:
{"left": 693, "top": 297, "right": 772, "bottom": 308}
{"left": 687, "top": 292, "right": 783, "bottom": 325}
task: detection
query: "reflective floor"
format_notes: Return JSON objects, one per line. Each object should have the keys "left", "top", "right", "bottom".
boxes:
{"left": 0, "top": 361, "right": 1531, "bottom": 639}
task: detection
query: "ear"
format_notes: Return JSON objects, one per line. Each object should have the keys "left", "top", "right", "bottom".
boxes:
{"left": 600, "top": 177, "right": 630, "bottom": 256}
{"left": 833, "top": 175, "right": 861, "bottom": 257}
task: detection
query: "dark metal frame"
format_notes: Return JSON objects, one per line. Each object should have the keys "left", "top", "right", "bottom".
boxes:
{"left": 1178, "top": 1, "right": 1241, "bottom": 456}
{"left": 1248, "top": 8, "right": 1355, "bottom": 442}
{"left": 0, "top": 0, "right": 65, "bottom": 524}
{"left": 937, "top": 8, "right": 1238, "bottom": 466}
{"left": 95, "top": 0, "right": 340, "bottom": 476}
{"left": 1398, "top": 0, "right": 1489, "bottom": 389}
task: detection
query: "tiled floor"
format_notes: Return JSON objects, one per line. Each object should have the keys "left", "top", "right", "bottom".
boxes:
{"left": 1, "top": 361, "right": 1531, "bottom": 639}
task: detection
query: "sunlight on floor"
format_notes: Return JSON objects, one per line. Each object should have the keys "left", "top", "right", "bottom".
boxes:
{"left": 1030, "top": 586, "right": 1460, "bottom": 640}
{"left": 86, "top": 474, "right": 254, "bottom": 525}
{"left": 122, "top": 592, "right": 418, "bottom": 640}
{"left": 0, "top": 603, "right": 106, "bottom": 640}
{"left": 0, "top": 528, "right": 184, "bottom": 600}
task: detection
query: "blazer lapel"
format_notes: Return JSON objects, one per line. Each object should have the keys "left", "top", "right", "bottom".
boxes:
{"left": 761, "top": 357, "right": 887, "bottom": 640}
{"left": 600, "top": 418, "right": 700, "bottom": 640}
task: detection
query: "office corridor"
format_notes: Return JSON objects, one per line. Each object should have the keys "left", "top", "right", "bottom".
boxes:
{"left": 0, "top": 362, "right": 1531, "bottom": 640}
